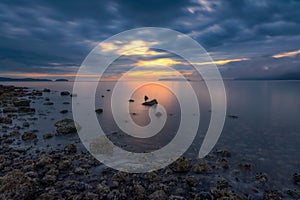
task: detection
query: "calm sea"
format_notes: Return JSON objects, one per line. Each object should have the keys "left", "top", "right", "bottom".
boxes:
{"left": 2, "top": 80, "right": 300, "bottom": 188}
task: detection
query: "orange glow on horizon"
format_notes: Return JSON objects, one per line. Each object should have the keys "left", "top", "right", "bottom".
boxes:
{"left": 272, "top": 49, "right": 300, "bottom": 58}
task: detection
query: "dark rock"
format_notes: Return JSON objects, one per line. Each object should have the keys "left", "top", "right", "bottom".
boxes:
{"left": 43, "top": 133, "right": 54, "bottom": 139}
{"left": 184, "top": 175, "right": 199, "bottom": 187}
{"left": 36, "top": 155, "right": 53, "bottom": 167}
{"left": 43, "top": 102, "right": 54, "bottom": 105}
{"left": 41, "top": 175, "right": 57, "bottom": 185}
{"left": 0, "top": 169, "right": 37, "bottom": 199}
{"left": 263, "top": 190, "right": 283, "bottom": 200}
{"left": 58, "top": 159, "right": 72, "bottom": 170}
{"left": 0, "top": 117, "right": 12, "bottom": 124}
{"left": 74, "top": 167, "right": 85, "bottom": 175}
{"left": 3, "top": 107, "right": 18, "bottom": 113}
{"left": 95, "top": 108, "right": 103, "bottom": 113}
{"left": 218, "top": 158, "right": 229, "bottom": 169}
{"left": 13, "top": 99, "right": 31, "bottom": 107}
{"left": 227, "top": 115, "right": 238, "bottom": 119}
{"left": 134, "top": 183, "right": 146, "bottom": 199}
{"left": 149, "top": 190, "right": 167, "bottom": 200}
{"left": 18, "top": 107, "right": 35, "bottom": 113}
{"left": 142, "top": 99, "right": 158, "bottom": 106}
{"left": 293, "top": 173, "right": 300, "bottom": 186}
{"left": 62, "top": 102, "right": 70, "bottom": 105}
{"left": 255, "top": 172, "right": 269, "bottom": 184}
{"left": 23, "top": 122, "right": 30, "bottom": 127}
{"left": 22, "top": 131, "right": 37, "bottom": 141}
{"left": 55, "top": 119, "right": 79, "bottom": 135}
{"left": 238, "top": 163, "right": 252, "bottom": 170}
{"left": 193, "top": 161, "right": 212, "bottom": 174}
{"left": 64, "top": 144, "right": 77, "bottom": 154}
{"left": 9, "top": 131, "right": 20, "bottom": 137}
{"left": 43, "top": 88, "right": 51, "bottom": 92}
{"left": 60, "top": 91, "right": 70, "bottom": 96}
{"left": 60, "top": 109, "right": 68, "bottom": 114}
{"left": 216, "top": 149, "right": 231, "bottom": 157}
{"left": 170, "top": 157, "right": 192, "bottom": 173}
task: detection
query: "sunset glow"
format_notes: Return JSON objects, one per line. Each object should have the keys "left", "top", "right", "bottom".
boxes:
{"left": 272, "top": 49, "right": 300, "bottom": 59}
{"left": 100, "top": 40, "right": 163, "bottom": 56}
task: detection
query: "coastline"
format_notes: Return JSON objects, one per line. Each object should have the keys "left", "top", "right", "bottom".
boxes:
{"left": 0, "top": 83, "right": 299, "bottom": 199}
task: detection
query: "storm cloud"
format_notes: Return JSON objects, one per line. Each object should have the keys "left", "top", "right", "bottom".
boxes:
{"left": 0, "top": 0, "right": 299, "bottom": 79}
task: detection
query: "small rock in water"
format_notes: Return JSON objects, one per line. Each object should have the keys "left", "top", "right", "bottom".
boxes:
{"left": 23, "top": 122, "right": 30, "bottom": 127}
{"left": 293, "top": 173, "right": 300, "bottom": 186}
{"left": 43, "top": 102, "right": 54, "bottom": 105}
{"left": 142, "top": 99, "right": 158, "bottom": 106}
{"left": 0, "top": 117, "right": 12, "bottom": 124}
{"left": 43, "top": 133, "right": 54, "bottom": 139}
{"left": 55, "top": 118, "right": 80, "bottom": 135}
{"left": 13, "top": 99, "right": 31, "bottom": 107}
{"left": 21, "top": 131, "right": 37, "bottom": 141}
{"left": 227, "top": 115, "right": 238, "bottom": 119}
{"left": 74, "top": 167, "right": 85, "bottom": 175}
{"left": 170, "top": 157, "right": 192, "bottom": 173}
{"left": 3, "top": 107, "right": 18, "bottom": 113}
{"left": 64, "top": 144, "right": 77, "bottom": 154}
{"left": 149, "top": 190, "right": 167, "bottom": 200}
{"left": 95, "top": 108, "right": 103, "bottom": 113}
{"left": 255, "top": 172, "right": 269, "bottom": 184}
{"left": 60, "top": 109, "right": 68, "bottom": 114}
{"left": 193, "top": 161, "right": 212, "bottom": 174}
{"left": 18, "top": 107, "right": 35, "bottom": 113}
{"left": 60, "top": 91, "right": 70, "bottom": 96}
{"left": 43, "top": 88, "right": 51, "bottom": 92}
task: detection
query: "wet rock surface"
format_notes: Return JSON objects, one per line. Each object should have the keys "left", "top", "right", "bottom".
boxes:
{"left": 0, "top": 84, "right": 299, "bottom": 199}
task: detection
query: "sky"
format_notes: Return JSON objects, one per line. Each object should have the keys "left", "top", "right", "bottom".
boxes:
{"left": 0, "top": 0, "right": 300, "bottom": 80}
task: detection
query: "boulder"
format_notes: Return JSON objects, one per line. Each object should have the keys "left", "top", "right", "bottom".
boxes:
{"left": 55, "top": 118, "right": 80, "bottom": 135}
{"left": 169, "top": 157, "right": 192, "bottom": 173}
{"left": 0, "top": 169, "right": 37, "bottom": 199}
{"left": 142, "top": 99, "right": 158, "bottom": 106}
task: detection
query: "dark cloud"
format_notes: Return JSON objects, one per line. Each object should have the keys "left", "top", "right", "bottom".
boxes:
{"left": 0, "top": 0, "right": 299, "bottom": 79}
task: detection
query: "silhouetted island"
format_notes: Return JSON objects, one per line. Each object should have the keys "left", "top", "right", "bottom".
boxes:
{"left": 55, "top": 79, "right": 69, "bottom": 82}
{"left": 0, "top": 77, "right": 52, "bottom": 82}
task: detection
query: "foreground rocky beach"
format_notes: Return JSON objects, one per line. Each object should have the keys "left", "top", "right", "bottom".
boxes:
{"left": 0, "top": 84, "right": 299, "bottom": 200}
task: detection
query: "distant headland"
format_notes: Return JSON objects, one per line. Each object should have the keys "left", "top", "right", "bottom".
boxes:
{"left": 0, "top": 77, "right": 69, "bottom": 82}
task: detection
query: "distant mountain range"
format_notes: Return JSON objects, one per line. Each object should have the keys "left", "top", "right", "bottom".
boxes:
{"left": 0, "top": 77, "right": 69, "bottom": 82}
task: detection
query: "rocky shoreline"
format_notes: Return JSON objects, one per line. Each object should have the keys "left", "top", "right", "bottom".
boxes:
{"left": 0, "top": 84, "right": 299, "bottom": 199}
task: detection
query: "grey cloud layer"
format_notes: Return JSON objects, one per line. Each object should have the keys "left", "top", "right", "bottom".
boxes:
{"left": 0, "top": 0, "right": 299, "bottom": 78}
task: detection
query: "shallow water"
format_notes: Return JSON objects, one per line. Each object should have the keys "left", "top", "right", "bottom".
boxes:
{"left": 2, "top": 80, "right": 300, "bottom": 189}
